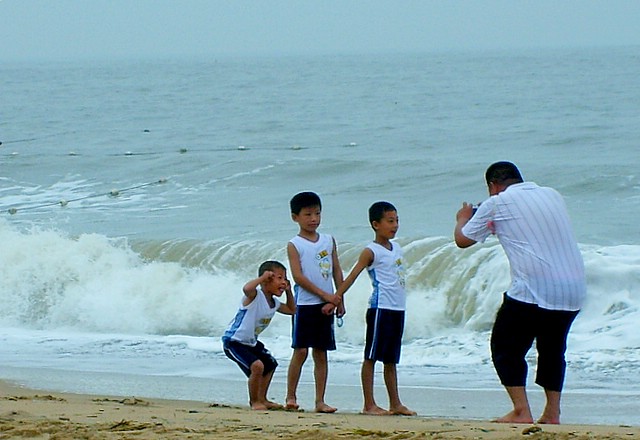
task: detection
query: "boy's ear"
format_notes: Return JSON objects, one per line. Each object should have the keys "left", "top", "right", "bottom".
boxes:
{"left": 291, "top": 213, "right": 298, "bottom": 222}
{"left": 371, "top": 220, "right": 379, "bottom": 230}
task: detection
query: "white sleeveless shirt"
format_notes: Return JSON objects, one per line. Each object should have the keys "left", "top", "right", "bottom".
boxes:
{"left": 289, "top": 233, "right": 336, "bottom": 305}
{"left": 366, "top": 241, "right": 406, "bottom": 311}
{"left": 222, "top": 287, "right": 279, "bottom": 347}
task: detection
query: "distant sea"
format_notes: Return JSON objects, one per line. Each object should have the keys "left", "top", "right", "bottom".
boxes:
{"left": 1, "top": 46, "right": 639, "bottom": 424}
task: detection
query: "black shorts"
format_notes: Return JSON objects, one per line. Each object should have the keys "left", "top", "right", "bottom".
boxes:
{"left": 364, "top": 308, "right": 405, "bottom": 364}
{"left": 223, "top": 339, "right": 278, "bottom": 378}
{"left": 291, "top": 304, "right": 336, "bottom": 350}
{"left": 490, "top": 293, "right": 579, "bottom": 391}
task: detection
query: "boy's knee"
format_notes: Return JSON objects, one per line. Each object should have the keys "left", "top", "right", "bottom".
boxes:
{"left": 311, "top": 348, "right": 327, "bottom": 359}
{"left": 293, "top": 348, "right": 309, "bottom": 359}
{"left": 250, "top": 360, "right": 265, "bottom": 376}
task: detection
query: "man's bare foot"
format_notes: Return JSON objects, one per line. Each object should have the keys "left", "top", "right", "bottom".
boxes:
{"left": 284, "top": 399, "right": 300, "bottom": 411}
{"left": 362, "top": 405, "right": 391, "bottom": 416}
{"left": 390, "top": 405, "right": 417, "bottom": 416}
{"left": 315, "top": 402, "right": 337, "bottom": 413}
{"left": 493, "top": 410, "right": 534, "bottom": 424}
{"left": 250, "top": 402, "right": 269, "bottom": 411}
{"left": 537, "top": 415, "right": 560, "bottom": 425}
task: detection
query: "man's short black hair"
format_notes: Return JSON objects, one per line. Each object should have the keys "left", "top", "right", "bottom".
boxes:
{"left": 369, "top": 201, "right": 396, "bottom": 223}
{"left": 290, "top": 191, "right": 322, "bottom": 215}
{"left": 258, "top": 260, "right": 286, "bottom": 276}
{"left": 485, "top": 161, "right": 524, "bottom": 185}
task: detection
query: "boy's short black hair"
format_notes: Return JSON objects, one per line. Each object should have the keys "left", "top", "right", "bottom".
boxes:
{"left": 258, "top": 260, "right": 286, "bottom": 276}
{"left": 369, "top": 201, "right": 396, "bottom": 223}
{"left": 485, "top": 161, "right": 524, "bottom": 185}
{"left": 290, "top": 191, "right": 322, "bottom": 215}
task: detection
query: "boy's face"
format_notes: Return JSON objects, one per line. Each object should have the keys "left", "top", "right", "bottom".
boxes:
{"left": 263, "top": 268, "right": 288, "bottom": 296}
{"left": 291, "top": 205, "right": 321, "bottom": 233}
{"left": 372, "top": 210, "right": 399, "bottom": 239}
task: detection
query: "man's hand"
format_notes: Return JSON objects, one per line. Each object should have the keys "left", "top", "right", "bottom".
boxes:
{"left": 454, "top": 202, "right": 478, "bottom": 248}
{"left": 456, "top": 202, "right": 475, "bottom": 223}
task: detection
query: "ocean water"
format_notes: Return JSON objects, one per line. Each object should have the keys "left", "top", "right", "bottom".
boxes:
{"left": 1, "top": 47, "right": 639, "bottom": 424}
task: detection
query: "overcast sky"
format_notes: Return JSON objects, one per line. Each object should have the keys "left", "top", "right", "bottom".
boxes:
{"left": 1, "top": 0, "right": 639, "bottom": 61}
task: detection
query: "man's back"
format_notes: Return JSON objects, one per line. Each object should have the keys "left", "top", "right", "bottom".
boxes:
{"left": 488, "top": 182, "right": 586, "bottom": 311}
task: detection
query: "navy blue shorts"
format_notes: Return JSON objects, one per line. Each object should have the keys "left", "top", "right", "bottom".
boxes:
{"left": 490, "top": 293, "right": 579, "bottom": 391}
{"left": 291, "top": 304, "right": 336, "bottom": 350}
{"left": 222, "top": 339, "right": 278, "bottom": 378}
{"left": 364, "top": 308, "right": 405, "bottom": 364}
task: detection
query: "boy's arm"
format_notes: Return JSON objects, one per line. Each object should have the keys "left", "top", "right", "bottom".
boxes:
{"left": 278, "top": 278, "right": 296, "bottom": 315}
{"left": 335, "top": 247, "right": 374, "bottom": 299}
{"left": 287, "top": 242, "right": 341, "bottom": 305}
{"left": 241, "top": 271, "right": 272, "bottom": 307}
{"left": 331, "top": 237, "right": 344, "bottom": 289}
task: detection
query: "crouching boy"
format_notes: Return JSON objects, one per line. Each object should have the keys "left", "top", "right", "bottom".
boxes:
{"left": 222, "top": 260, "right": 296, "bottom": 410}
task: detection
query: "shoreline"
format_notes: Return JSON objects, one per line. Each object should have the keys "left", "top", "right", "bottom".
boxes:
{"left": 2, "top": 379, "right": 639, "bottom": 440}
{"left": 2, "top": 363, "right": 640, "bottom": 427}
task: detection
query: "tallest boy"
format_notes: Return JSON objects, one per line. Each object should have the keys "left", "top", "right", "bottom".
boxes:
{"left": 286, "top": 191, "right": 343, "bottom": 413}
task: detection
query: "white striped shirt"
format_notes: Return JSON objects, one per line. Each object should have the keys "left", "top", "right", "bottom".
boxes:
{"left": 462, "top": 182, "right": 586, "bottom": 311}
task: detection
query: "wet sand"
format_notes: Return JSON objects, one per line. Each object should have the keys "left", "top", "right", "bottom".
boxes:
{"left": 1, "top": 379, "right": 639, "bottom": 439}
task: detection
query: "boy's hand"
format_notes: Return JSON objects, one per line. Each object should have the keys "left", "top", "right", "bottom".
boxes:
{"left": 336, "top": 302, "right": 346, "bottom": 318}
{"left": 324, "top": 293, "right": 341, "bottom": 306}
{"left": 321, "top": 303, "right": 336, "bottom": 316}
{"left": 261, "top": 270, "right": 275, "bottom": 282}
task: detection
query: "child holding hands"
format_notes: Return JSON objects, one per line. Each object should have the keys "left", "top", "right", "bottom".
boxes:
{"left": 286, "top": 191, "right": 343, "bottom": 412}
{"left": 334, "top": 201, "right": 415, "bottom": 416}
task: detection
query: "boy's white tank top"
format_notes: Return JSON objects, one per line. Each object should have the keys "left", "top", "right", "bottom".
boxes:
{"left": 222, "top": 287, "right": 279, "bottom": 347}
{"left": 289, "top": 233, "right": 335, "bottom": 306}
{"left": 366, "top": 241, "right": 406, "bottom": 311}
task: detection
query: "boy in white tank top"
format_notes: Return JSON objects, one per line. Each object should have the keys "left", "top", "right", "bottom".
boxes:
{"left": 285, "top": 192, "right": 344, "bottom": 413}
{"left": 334, "top": 201, "right": 415, "bottom": 416}
{"left": 222, "top": 260, "right": 296, "bottom": 410}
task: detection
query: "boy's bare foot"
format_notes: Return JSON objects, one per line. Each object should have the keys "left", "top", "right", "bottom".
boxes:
{"left": 315, "top": 402, "right": 337, "bottom": 413}
{"left": 362, "top": 405, "right": 391, "bottom": 416}
{"left": 284, "top": 399, "right": 300, "bottom": 411}
{"left": 265, "top": 400, "right": 284, "bottom": 410}
{"left": 390, "top": 405, "right": 417, "bottom": 416}
{"left": 250, "top": 402, "right": 269, "bottom": 411}
{"left": 493, "top": 410, "right": 534, "bottom": 424}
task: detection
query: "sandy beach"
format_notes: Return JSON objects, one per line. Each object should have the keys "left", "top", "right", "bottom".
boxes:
{"left": 1, "top": 380, "right": 638, "bottom": 440}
